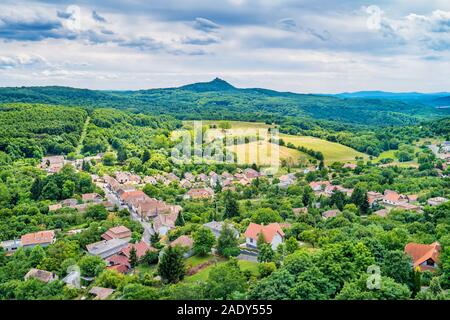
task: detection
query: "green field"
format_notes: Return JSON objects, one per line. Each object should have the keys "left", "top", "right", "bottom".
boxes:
{"left": 184, "top": 259, "right": 259, "bottom": 283}
{"left": 373, "top": 149, "right": 419, "bottom": 168}
{"left": 280, "top": 134, "right": 368, "bottom": 164}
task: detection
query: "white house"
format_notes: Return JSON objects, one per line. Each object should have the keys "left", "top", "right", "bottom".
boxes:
{"left": 244, "top": 223, "right": 285, "bottom": 250}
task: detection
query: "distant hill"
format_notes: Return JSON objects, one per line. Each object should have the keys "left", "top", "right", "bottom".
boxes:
{"left": 0, "top": 79, "right": 448, "bottom": 127}
{"left": 178, "top": 77, "right": 237, "bottom": 92}
{"left": 335, "top": 91, "right": 450, "bottom": 103}
{"left": 433, "top": 96, "right": 450, "bottom": 107}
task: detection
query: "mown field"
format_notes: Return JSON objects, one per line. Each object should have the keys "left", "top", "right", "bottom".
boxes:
{"left": 280, "top": 134, "right": 368, "bottom": 164}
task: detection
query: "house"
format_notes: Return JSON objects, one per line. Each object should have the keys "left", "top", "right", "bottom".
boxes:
{"left": 180, "top": 179, "right": 192, "bottom": 189}
{"left": 203, "top": 221, "right": 239, "bottom": 239}
{"left": 0, "top": 239, "right": 22, "bottom": 253}
{"left": 278, "top": 173, "right": 297, "bottom": 189}
{"left": 21, "top": 230, "right": 55, "bottom": 249}
{"left": 427, "top": 197, "right": 449, "bottom": 206}
{"left": 24, "top": 268, "right": 57, "bottom": 283}
{"left": 170, "top": 235, "right": 194, "bottom": 257}
{"left": 322, "top": 209, "right": 341, "bottom": 219}
{"left": 244, "top": 168, "right": 260, "bottom": 180}
{"left": 48, "top": 203, "right": 62, "bottom": 212}
{"left": 107, "top": 241, "right": 155, "bottom": 272}
{"left": 324, "top": 185, "right": 353, "bottom": 197}
{"left": 86, "top": 238, "right": 129, "bottom": 259}
{"left": 184, "top": 172, "right": 195, "bottom": 181}
{"left": 143, "top": 176, "right": 157, "bottom": 185}
{"left": 396, "top": 202, "right": 423, "bottom": 213}
{"left": 368, "top": 191, "right": 384, "bottom": 206}
{"left": 152, "top": 211, "right": 179, "bottom": 235}
{"left": 136, "top": 198, "right": 182, "bottom": 220}
{"left": 309, "top": 181, "right": 331, "bottom": 192}
{"left": 184, "top": 188, "right": 215, "bottom": 200}
{"left": 373, "top": 209, "right": 389, "bottom": 218}
{"left": 343, "top": 163, "right": 357, "bottom": 170}
{"left": 442, "top": 141, "right": 450, "bottom": 153}
{"left": 82, "top": 193, "right": 102, "bottom": 203}
{"left": 40, "top": 156, "right": 65, "bottom": 173}
{"left": 61, "top": 198, "right": 78, "bottom": 207}
{"left": 101, "top": 226, "right": 132, "bottom": 241}
{"left": 404, "top": 242, "right": 441, "bottom": 272}
{"left": 166, "top": 172, "right": 180, "bottom": 183}
{"left": 244, "top": 223, "right": 285, "bottom": 250}
{"left": 292, "top": 207, "right": 308, "bottom": 216}
{"left": 89, "top": 287, "right": 115, "bottom": 300}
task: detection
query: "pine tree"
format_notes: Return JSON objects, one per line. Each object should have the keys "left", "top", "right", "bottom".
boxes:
{"left": 117, "top": 147, "right": 127, "bottom": 163}
{"left": 150, "top": 232, "right": 160, "bottom": 245}
{"left": 30, "top": 176, "right": 43, "bottom": 200}
{"left": 223, "top": 191, "right": 239, "bottom": 218}
{"left": 142, "top": 149, "right": 151, "bottom": 163}
{"left": 158, "top": 245, "right": 186, "bottom": 284}
{"left": 175, "top": 212, "right": 185, "bottom": 227}
{"left": 129, "top": 247, "right": 138, "bottom": 268}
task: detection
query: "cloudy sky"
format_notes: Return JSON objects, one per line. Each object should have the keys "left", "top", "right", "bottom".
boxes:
{"left": 1, "top": 0, "right": 449, "bottom": 93}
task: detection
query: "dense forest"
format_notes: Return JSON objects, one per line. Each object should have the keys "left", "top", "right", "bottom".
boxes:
{"left": 0, "top": 79, "right": 448, "bottom": 128}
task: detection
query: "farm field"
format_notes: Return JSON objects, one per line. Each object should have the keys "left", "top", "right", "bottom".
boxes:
{"left": 279, "top": 134, "right": 368, "bottom": 164}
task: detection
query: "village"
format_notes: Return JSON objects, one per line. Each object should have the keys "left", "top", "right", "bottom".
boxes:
{"left": 1, "top": 149, "right": 448, "bottom": 300}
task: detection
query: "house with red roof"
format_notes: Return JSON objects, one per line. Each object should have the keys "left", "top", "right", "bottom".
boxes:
{"left": 404, "top": 242, "right": 441, "bottom": 272}
{"left": 244, "top": 223, "right": 284, "bottom": 250}
{"left": 106, "top": 241, "right": 155, "bottom": 273}
{"left": 101, "top": 226, "right": 132, "bottom": 241}
{"left": 170, "top": 235, "right": 194, "bottom": 258}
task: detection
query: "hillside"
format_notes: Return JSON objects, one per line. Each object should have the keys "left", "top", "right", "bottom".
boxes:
{"left": 1, "top": 79, "right": 448, "bottom": 127}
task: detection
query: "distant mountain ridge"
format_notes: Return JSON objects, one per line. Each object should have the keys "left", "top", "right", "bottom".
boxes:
{"left": 0, "top": 78, "right": 448, "bottom": 127}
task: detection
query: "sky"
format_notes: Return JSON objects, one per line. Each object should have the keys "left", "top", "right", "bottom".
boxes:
{"left": 0, "top": 0, "right": 449, "bottom": 93}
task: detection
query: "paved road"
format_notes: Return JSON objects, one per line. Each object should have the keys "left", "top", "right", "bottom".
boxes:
{"left": 97, "top": 179, "right": 154, "bottom": 244}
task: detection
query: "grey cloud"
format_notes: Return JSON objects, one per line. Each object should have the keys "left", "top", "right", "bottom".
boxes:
{"left": 0, "top": 15, "right": 76, "bottom": 41}
{"left": 277, "top": 18, "right": 297, "bottom": 31}
{"left": 193, "top": 17, "right": 220, "bottom": 32}
{"left": 182, "top": 36, "right": 219, "bottom": 45}
{"left": 56, "top": 10, "right": 73, "bottom": 19}
{"left": 92, "top": 10, "right": 107, "bottom": 23}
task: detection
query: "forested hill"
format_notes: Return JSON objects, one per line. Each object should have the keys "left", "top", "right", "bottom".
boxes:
{"left": 0, "top": 78, "right": 448, "bottom": 126}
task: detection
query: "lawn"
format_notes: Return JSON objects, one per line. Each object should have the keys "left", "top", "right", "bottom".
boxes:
{"left": 184, "top": 259, "right": 259, "bottom": 283}
{"left": 279, "top": 134, "right": 368, "bottom": 164}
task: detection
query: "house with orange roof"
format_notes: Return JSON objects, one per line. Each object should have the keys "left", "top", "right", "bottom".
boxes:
{"left": 309, "top": 180, "right": 331, "bottom": 192}
{"left": 404, "top": 242, "right": 441, "bottom": 272}
{"left": 244, "top": 223, "right": 285, "bottom": 250}
{"left": 21, "top": 230, "right": 55, "bottom": 249}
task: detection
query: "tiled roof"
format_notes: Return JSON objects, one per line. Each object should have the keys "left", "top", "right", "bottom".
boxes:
{"left": 405, "top": 242, "right": 441, "bottom": 271}
{"left": 244, "top": 223, "right": 285, "bottom": 243}
{"left": 21, "top": 230, "right": 55, "bottom": 246}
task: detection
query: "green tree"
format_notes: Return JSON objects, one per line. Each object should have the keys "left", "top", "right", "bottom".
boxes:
{"left": 205, "top": 258, "right": 246, "bottom": 299}
{"left": 175, "top": 212, "right": 185, "bottom": 227}
{"left": 102, "top": 152, "right": 116, "bottom": 166}
{"left": 217, "top": 224, "right": 240, "bottom": 258}
{"left": 336, "top": 274, "right": 411, "bottom": 300}
{"left": 85, "top": 205, "right": 108, "bottom": 221}
{"left": 193, "top": 227, "right": 216, "bottom": 256}
{"left": 129, "top": 247, "right": 138, "bottom": 268}
{"left": 79, "top": 255, "right": 106, "bottom": 277}
{"left": 158, "top": 246, "right": 185, "bottom": 284}
{"left": 30, "top": 176, "right": 43, "bottom": 200}
{"left": 285, "top": 237, "right": 299, "bottom": 255}
{"left": 223, "top": 191, "right": 240, "bottom": 218}
{"left": 258, "top": 243, "right": 275, "bottom": 263}
{"left": 252, "top": 208, "right": 282, "bottom": 224}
